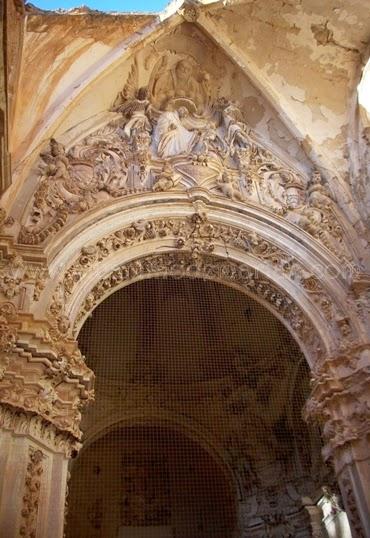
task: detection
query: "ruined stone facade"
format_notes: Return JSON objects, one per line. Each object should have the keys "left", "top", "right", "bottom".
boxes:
{"left": 0, "top": 0, "right": 370, "bottom": 536}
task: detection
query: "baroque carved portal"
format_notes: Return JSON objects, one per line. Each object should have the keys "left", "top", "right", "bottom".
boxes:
{"left": 18, "top": 53, "right": 352, "bottom": 264}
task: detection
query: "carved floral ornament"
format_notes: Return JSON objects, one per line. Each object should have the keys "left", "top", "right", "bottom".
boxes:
{"left": 16, "top": 52, "right": 355, "bottom": 264}
{"left": 19, "top": 447, "right": 45, "bottom": 538}
{"left": 47, "top": 212, "right": 359, "bottom": 359}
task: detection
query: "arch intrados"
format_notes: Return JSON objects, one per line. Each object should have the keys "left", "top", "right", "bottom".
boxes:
{"left": 77, "top": 413, "right": 240, "bottom": 499}
{"left": 74, "top": 266, "right": 320, "bottom": 371}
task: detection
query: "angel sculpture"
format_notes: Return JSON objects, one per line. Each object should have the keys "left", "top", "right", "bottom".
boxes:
{"left": 112, "top": 63, "right": 152, "bottom": 138}
{"left": 39, "top": 138, "right": 70, "bottom": 182}
{"left": 222, "top": 103, "right": 254, "bottom": 152}
{"left": 217, "top": 170, "right": 244, "bottom": 202}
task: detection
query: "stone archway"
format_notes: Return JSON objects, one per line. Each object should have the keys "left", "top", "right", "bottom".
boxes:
{"left": 1, "top": 13, "right": 370, "bottom": 534}
{"left": 65, "top": 275, "right": 326, "bottom": 537}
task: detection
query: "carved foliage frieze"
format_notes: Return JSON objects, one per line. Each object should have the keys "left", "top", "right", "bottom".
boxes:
{"left": 0, "top": 404, "right": 81, "bottom": 457}
{"left": 72, "top": 251, "right": 322, "bottom": 361}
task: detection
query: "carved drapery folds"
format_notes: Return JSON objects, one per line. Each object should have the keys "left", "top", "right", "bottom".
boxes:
{"left": 16, "top": 53, "right": 354, "bottom": 265}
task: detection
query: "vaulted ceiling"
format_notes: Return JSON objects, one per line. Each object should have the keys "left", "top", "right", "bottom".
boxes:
{"left": 3, "top": 0, "right": 370, "bottom": 229}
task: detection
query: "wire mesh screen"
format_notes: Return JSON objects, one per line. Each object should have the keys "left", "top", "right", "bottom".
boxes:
{"left": 66, "top": 277, "right": 324, "bottom": 538}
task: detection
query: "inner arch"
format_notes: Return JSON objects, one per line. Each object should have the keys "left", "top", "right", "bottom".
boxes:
{"left": 66, "top": 277, "right": 332, "bottom": 537}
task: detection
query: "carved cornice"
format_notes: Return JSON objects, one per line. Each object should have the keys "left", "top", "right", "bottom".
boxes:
{"left": 0, "top": 310, "right": 94, "bottom": 441}
{"left": 0, "top": 404, "right": 81, "bottom": 457}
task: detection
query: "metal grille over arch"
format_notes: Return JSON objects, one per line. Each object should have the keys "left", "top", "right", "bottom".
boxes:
{"left": 66, "top": 277, "right": 334, "bottom": 538}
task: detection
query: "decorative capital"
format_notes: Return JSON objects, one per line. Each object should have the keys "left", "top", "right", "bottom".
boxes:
{"left": 0, "top": 326, "right": 94, "bottom": 441}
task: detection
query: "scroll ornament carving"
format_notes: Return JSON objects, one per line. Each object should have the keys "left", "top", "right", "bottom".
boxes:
{"left": 72, "top": 251, "right": 322, "bottom": 359}
{"left": 18, "top": 54, "right": 351, "bottom": 261}
{"left": 19, "top": 447, "right": 45, "bottom": 538}
{"left": 304, "top": 347, "right": 370, "bottom": 461}
{"left": 0, "top": 404, "right": 81, "bottom": 456}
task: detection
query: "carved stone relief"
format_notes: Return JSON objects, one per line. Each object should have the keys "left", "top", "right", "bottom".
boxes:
{"left": 304, "top": 344, "right": 370, "bottom": 462}
{"left": 16, "top": 53, "right": 353, "bottom": 264}
{"left": 19, "top": 447, "right": 45, "bottom": 538}
{"left": 0, "top": 404, "right": 81, "bottom": 457}
{"left": 47, "top": 213, "right": 360, "bottom": 364}
{"left": 0, "top": 303, "right": 94, "bottom": 441}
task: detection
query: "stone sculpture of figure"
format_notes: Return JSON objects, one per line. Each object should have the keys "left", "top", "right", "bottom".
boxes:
{"left": 152, "top": 163, "right": 179, "bottom": 192}
{"left": 117, "top": 87, "right": 152, "bottom": 139}
{"left": 40, "top": 138, "right": 70, "bottom": 181}
{"left": 307, "top": 170, "right": 333, "bottom": 209}
{"left": 222, "top": 103, "right": 253, "bottom": 151}
{"left": 151, "top": 57, "right": 209, "bottom": 111}
{"left": 152, "top": 106, "right": 198, "bottom": 158}
{"left": 217, "top": 170, "right": 244, "bottom": 201}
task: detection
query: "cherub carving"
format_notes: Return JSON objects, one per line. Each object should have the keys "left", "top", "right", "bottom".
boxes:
{"left": 217, "top": 170, "right": 244, "bottom": 201}
{"left": 152, "top": 163, "right": 180, "bottom": 192}
{"left": 40, "top": 138, "right": 70, "bottom": 181}
{"left": 113, "top": 62, "right": 152, "bottom": 138}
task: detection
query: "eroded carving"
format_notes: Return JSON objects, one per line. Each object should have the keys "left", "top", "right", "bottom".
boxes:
{"left": 19, "top": 447, "right": 45, "bottom": 538}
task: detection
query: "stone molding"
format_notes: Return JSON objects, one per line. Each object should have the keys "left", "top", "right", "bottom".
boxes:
{"left": 46, "top": 212, "right": 363, "bottom": 360}
{"left": 0, "top": 404, "right": 81, "bottom": 457}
